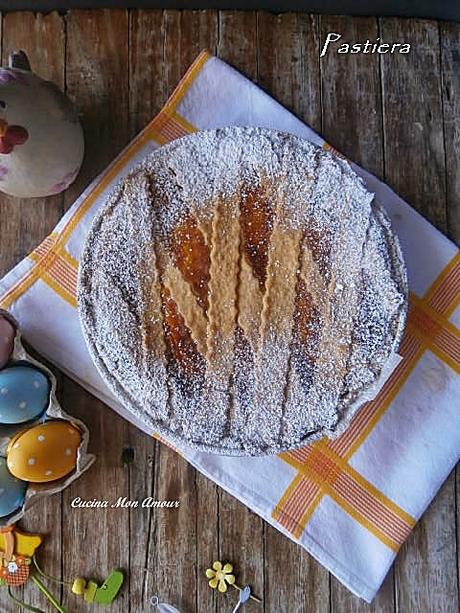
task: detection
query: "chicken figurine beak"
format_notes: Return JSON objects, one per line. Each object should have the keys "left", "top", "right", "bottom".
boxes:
{"left": 0, "top": 119, "right": 28, "bottom": 154}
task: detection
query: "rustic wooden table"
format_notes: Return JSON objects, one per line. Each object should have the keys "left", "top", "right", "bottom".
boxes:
{"left": 0, "top": 9, "right": 458, "bottom": 613}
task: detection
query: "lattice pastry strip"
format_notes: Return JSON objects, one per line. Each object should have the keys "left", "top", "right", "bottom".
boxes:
{"left": 252, "top": 219, "right": 303, "bottom": 446}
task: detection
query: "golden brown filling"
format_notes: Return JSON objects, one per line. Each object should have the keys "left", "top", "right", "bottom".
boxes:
{"left": 161, "top": 285, "right": 204, "bottom": 376}
{"left": 170, "top": 214, "right": 211, "bottom": 311}
{"left": 240, "top": 185, "right": 274, "bottom": 291}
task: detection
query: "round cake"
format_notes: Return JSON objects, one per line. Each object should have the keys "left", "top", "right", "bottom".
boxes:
{"left": 78, "top": 127, "right": 407, "bottom": 455}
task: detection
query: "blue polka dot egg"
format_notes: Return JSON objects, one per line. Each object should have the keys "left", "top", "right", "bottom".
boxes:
{"left": 0, "top": 365, "right": 50, "bottom": 424}
{"left": 0, "top": 313, "right": 94, "bottom": 526}
{"left": 0, "top": 456, "right": 27, "bottom": 517}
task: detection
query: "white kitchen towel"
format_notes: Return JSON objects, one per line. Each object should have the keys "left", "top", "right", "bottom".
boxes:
{"left": 0, "top": 51, "right": 459, "bottom": 602}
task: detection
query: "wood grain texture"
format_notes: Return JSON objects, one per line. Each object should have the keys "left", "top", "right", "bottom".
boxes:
{"left": 395, "top": 474, "right": 459, "bottom": 613}
{"left": 380, "top": 18, "right": 447, "bottom": 232}
{"left": 0, "top": 10, "right": 457, "bottom": 613}
{"left": 163, "top": 9, "right": 218, "bottom": 100}
{"left": 218, "top": 11, "right": 258, "bottom": 80}
{"left": 320, "top": 14, "right": 384, "bottom": 176}
{"left": 257, "top": 12, "right": 321, "bottom": 131}
{"left": 129, "top": 9, "right": 166, "bottom": 135}
{"left": 64, "top": 9, "right": 131, "bottom": 201}
{"left": 440, "top": 21, "right": 460, "bottom": 245}
{"left": 379, "top": 17, "right": 458, "bottom": 613}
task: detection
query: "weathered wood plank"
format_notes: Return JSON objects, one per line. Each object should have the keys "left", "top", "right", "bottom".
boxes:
{"left": 64, "top": 9, "right": 131, "bottom": 203}
{"left": 61, "top": 10, "right": 131, "bottom": 613}
{"left": 148, "top": 447, "right": 197, "bottom": 611}
{"left": 395, "top": 474, "right": 458, "bottom": 613}
{"left": 218, "top": 11, "right": 257, "bottom": 81}
{"left": 319, "top": 15, "right": 384, "bottom": 176}
{"left": 256, "top": 12, "right": 330, "bottom": 613}
{"left": 440, "top": 28, "right": 460, "bottom": 602}
{"left": 194, "top": 472, "right": 219, "bottom": 613}
{"left": 380, "top": 18, "right": 447, "bottom": 232}
{"left": 380, "top": 18, "right": 458, "bottom": 613}
{"left": 163, "top": 9, "right": 218, "bottom": 100}
{"left": 440, "top": 21, "right": 460, "bottom": 245}
{"left": 129, "top": 9, "right": 165, "bottom": 135}
{"left": 0, "top": 11, "right": 65, "bottom": 613}
{"left": 332, "top": 573, "right": 395, "bottom": 613}
{"left": 217, "top": 493, "right": 264, "bottom": 613}
{"left": 265, "top": 522, "right": 332, "bottom": 613}
{"left": 257, "top": 12, "right": 321, "bottom": 131}
{"left": 319, "top": 15, "right": 395, "bottom": 613}
{"left": 120, "top": 430, "right": 155, "bottom": 610}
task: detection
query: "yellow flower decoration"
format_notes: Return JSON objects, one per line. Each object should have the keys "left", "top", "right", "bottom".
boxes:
{"left": 205, "top": 561, "right": 236, "bottom": 593}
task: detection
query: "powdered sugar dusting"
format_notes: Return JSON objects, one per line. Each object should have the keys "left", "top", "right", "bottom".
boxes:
{"left": 78, "top": 127, "right": 407, "bottom": 456}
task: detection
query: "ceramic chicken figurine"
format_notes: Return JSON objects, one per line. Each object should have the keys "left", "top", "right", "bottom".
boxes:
{"left": 0, "top": 50, "right": 84, "bottom": 198}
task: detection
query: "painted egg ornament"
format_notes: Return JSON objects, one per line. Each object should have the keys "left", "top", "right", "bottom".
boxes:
{"left": 0, "top": 456, "right": 27, "bottom": 517}
{"left": 0, "top": 50, "right": 84, "bottom": 198}
{"left": 0, "top": 315, "right": 15, "bottom": 368}
{"left": 0, "top": 313, "right": 94, "bottom": 526}
{"left": 6, "top": 420, "right": 81, "bottom": 483}
{"left": 0, "top": 365, "right": 50, "bottom": 424}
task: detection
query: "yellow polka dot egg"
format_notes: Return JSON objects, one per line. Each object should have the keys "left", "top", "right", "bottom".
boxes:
{"left": 6, "top": 420, "right": 82, "bottom": 483}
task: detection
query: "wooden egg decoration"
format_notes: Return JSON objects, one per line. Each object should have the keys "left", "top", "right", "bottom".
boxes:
{"left": 0, "top": 50, "right": 84, "bottom": 198}
{"left": 6, "top": 420, "right": 82, "bottom": 483}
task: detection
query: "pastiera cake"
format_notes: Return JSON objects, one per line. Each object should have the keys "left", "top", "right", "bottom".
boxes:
{"left": 78, "top": 127, "right": 407, "bottom": 455}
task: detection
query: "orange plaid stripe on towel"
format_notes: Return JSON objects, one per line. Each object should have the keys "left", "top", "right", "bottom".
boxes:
{"left": 0, "top": 51, "right": 458, "bottom": 603}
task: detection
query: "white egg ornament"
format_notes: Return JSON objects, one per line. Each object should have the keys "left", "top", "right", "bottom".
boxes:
{"left": 0, "top": 456, "right": 27, "bottom": 518}
{"left": 0, "top": 50, "right": 84, "bottom": 198}
{"left": 7, "top": 420, "right": 81, "bottom": 483}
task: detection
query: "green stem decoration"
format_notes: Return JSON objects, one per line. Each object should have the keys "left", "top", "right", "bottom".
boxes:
{"left": 30, "top": 574, "right": 66, "bottom": 613}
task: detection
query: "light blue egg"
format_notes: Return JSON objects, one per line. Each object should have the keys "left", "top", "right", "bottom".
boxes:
{"left": 0, "top": 365, "right": 50, "bottom": 424}
{"left": 0, "top": 456, "right": 27, "bottom": 518}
